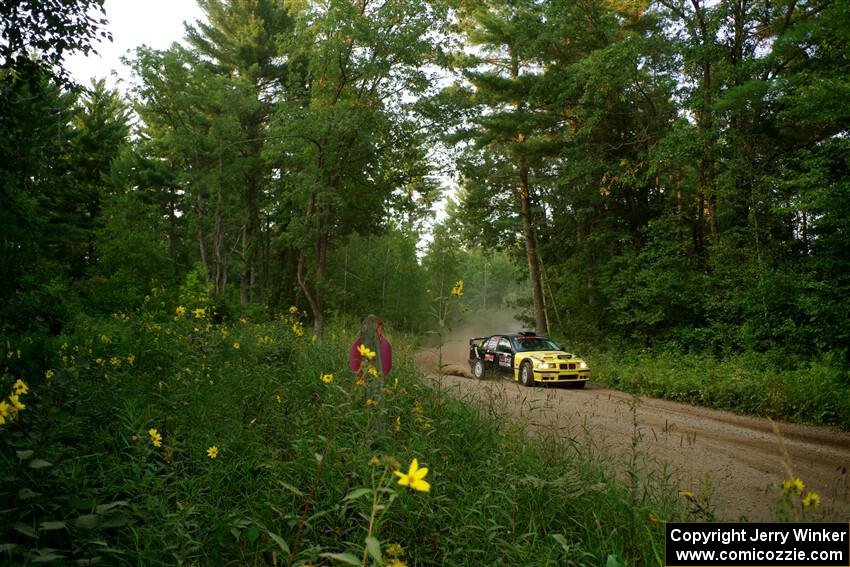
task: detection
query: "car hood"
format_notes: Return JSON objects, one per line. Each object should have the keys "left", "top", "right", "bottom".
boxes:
{"left": 520, "top": 350, "right": 585, "bottom": 362}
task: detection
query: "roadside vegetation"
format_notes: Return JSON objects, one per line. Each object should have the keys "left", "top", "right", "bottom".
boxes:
{"left": 590, "top": 351, "right": 850, "bottom": 431}
{"left": 2, "top": 294, "right": 694, "bottom": 565}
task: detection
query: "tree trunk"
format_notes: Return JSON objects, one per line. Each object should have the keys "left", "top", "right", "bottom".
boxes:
{"left": 519, "top": 160, "right": 548, "bottom": 335}
{"left": 512, "top": 49, "right": 548, "bottom": 335}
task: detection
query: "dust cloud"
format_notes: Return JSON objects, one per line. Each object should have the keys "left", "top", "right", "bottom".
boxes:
{"left": 416, "top": 309, "right": 525, "bottom": 377}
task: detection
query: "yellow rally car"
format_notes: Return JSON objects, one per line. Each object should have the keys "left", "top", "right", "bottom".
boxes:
{"left": 468, "top": 332, "right": 590, "bottom": 387}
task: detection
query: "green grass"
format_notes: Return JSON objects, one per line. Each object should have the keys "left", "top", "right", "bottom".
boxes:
{"left": 590, "top": 350, "right": 850, "bottom": 430}
{"left": 1, "top": 301, "right": 695, "bottom": 565}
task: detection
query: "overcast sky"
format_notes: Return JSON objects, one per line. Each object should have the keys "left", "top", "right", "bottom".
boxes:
{"left": 64, "top": 0, "right": 206, "bottom": 87}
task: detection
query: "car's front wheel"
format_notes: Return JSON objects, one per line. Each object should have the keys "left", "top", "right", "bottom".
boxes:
{"left": 519, "top": 361, "right": 535, "bottom": 387}
{"left": 471, "top": 360, "right": 486, "bottom": 380}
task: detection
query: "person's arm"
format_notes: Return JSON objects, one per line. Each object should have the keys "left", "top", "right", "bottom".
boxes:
{"left": 349, "top": 339, "right": 362, "bottom": 373}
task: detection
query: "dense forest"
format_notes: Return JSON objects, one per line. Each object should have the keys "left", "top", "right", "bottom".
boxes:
{"left": 3, "top": 0, "right": 849, "bottom": 358}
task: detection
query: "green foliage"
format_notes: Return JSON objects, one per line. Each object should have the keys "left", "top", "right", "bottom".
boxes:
{"left": 325, "top": 231, "right": 429, "bottom": 332}
{"left": 0, "top": 301, "right": 694, "bottom": 564}
{"left": 593, "top": 350, "right": 850, "bottom": 429}
{"left": 0, "top": 0, "right": 110, "bottom": 84}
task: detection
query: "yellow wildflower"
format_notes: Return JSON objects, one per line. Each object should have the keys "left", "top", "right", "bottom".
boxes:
{"left": 127, "top": 354, "right": 135, "bottom": 366}
{"left": 292, "top": 322, "right": 304, "bottom": 337}
{"left": 9, "top": 395, "right": 25, "bottom": 411}
{"left": 193, "top": 308, "right": 205, "bottom": 319}
{"left": 288, "top": 305, "right": 299, "bottom": 314}
{"left": 395, "top": 458, "right": 430, "bottom": 492}
{"left": 275, "top": 394, "right": 282, "bottom": 404}
{"left": 110, "top": 357, "right": 121, "bottom": 367}
{"left": 207, "top": 446, "right": 219, "bottom": 459}
{"left": 95, "top": 357, "right": 104, "bottom": 366}
{"left": 320, "top": 373, "right": 334, "bottom": 384}
{"left": 14, "top": 379, "right": 28, "bottom": 395}
{"left": 395, "top": 415, "right": 401, "bottom": 432}
{"left": 356, "top": 377, "right": 366, "bottom": 387}
{"left": 367, "top": 367, "right": 378, "bottom": 378}
{"left": 366, "top": 399, "right": 377, "bottom": 407}
{"left": 385, "top": 543, "right": 405, "bottom": 558}
{"left": 357, "top": 343, "right": 376, "bottom": 360}
{"left": 100, "top": 334, "right": 110, "bottom": 343}
{"left": 369, "top": 455, "right": 380, "bottom": 466}
{"left": 802, "top": 492, "right": 821, "bottom": 508}
{"left": 451, "top": 280, "right": 464, "bottom": 297}
{"left": 239, "top": 317, "right": 248, "bottom": 325}
{"left": 233, "top": 342, "right": 240, "bottom": 350}
{"left": 175, "top": 306, "right": 186, "bottom": 319}
{"left": 0, "top": 400, "right": 10, "bottom": 424}
{"left": 386, "top": 560, "right": 407, "bottom": 567}
{"left": 148, "top": 428, "right": 162, "bottom": 448}
{"left": 782, "top": 478, "right": 805, "bottom": 496}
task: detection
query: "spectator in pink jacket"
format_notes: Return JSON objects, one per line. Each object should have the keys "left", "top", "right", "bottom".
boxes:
{"left": 349, "top": 314, "right": 392, "bottom": 377}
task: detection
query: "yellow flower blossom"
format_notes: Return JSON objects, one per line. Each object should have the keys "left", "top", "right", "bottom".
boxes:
{"left": 288, "top": 305, "right": 299, "bottom": 314}
{"left": 385, "top": 543, "right": 405, "bottom": 558}
{"left": 320, "top": 373, "right": 334, "bottom": 384}
{"left": 292, "top": 322, "right": 304, "bottom": 337}
{"left": 451, "top": 280, "right": 464, "bottom": 298}
{"left": 395, "top": 458, "right": 430, "bottom": 492}
{"left": 275, "top": 394, "right": 283, "bottom": 404}
{"left": 386, "top": 560, "right": 407, "bottom": 567}
{"left": 802, "top": 492, "right": 821, "bottom": 508}
{"left": 357, "top": 343, "right": 376, "bottom": 360}
{"left": 233, "top": 342, "right": 240, "bottom": 350}
{"left": 369, "top": 455, "right": 380, "bottom": 466}
{"left": 193, "top": 308, "right": 206, "bottom": 319}
{"left": 95, "top": 357, "right": 104, "bottom": 366}
{"left": 148, "top": 428, "right": 162, "bottom": 448}
{"left": 367, "top": 367, "right": 378, "bottom": 378}
{"left": 366, "top": 399, "right": 377, "bottom": 407}
{"left": 9, "top": 395, "right": 25, "bottom": 411}
{"left": 110, "top": 357, "right": 121, "bottom": 367}
{"left": 175, "top": 306, "right": 186, "bottom": 319}
{"left": 127, "top": 354, "right": 135, "bottom": 366}
{"left": 207, "top": 446, "right": 219, "bottom": 459}
{"left": 356, "top": 377, "right": 366, "bottom": 387}
{"left": 0, "top": 400, "right": 10, "bottom": 424}
{"left": 782, "top": 478, "right": 805, "bottom": 496}
{"left": 14, "top": 379, "right": 28, "bottom": 395}
{"left": 239, "top": 317, "right": 248, "bottom": 325}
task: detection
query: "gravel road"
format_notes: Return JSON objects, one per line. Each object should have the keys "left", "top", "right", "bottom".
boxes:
{"left": 416, "top": 346, "right": 850, "bottom": 522}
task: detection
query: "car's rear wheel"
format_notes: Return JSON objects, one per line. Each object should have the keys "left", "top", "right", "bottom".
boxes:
{"left": 519, "top": 361, "right": 534, "bottom": 387}
{"left": 471, "top": 360, "right": 486, "bottom": 380}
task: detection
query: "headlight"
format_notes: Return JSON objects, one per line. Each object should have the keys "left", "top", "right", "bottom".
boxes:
{"left": 537, "top": 361, "right": 550, "bottom": 369}
{"left": 579, "top": 361, "right": 587, "bottom": 369}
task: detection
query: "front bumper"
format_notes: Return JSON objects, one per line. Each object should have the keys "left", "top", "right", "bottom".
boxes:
{"left": 532, "top": 368, "right": 590, "bottom": 383}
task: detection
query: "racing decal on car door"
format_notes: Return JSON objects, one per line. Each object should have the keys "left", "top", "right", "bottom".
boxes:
{"left": 498, "top": 354, "right": 511, "bottom": 367}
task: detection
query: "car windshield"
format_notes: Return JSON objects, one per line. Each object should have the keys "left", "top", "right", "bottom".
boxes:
{"left": 512, "top": 337, "right": 561, "bottom": 352}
